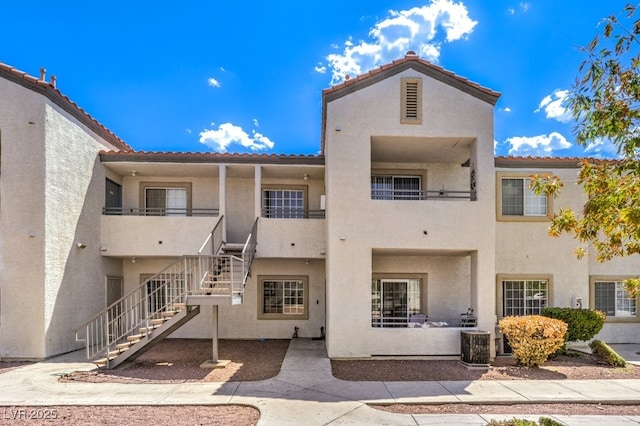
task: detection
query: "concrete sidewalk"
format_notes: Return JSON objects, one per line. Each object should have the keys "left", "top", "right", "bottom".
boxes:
{"left": 1, "top": 339, "right": 639, "bottom": 425}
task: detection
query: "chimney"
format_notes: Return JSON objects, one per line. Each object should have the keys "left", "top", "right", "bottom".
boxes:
{"left": 405, "top": 50, "right": 418, "bottom": 58}
{"left": 39, "top": 68, "right": 46, "bottom": 82}
{"left": 50, "top": 75, "right": 57, "bottom": 88}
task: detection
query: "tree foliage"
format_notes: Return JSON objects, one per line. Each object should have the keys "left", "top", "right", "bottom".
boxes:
{"left": 531, "top": 4, "right": 640, "bottom": 294}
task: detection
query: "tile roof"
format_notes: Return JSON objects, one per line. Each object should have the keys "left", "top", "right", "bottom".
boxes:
{"left": 320, "top": 52, "right": 501, "bottom": 154}
{"left": 323, "top": 51, "right": 501, "bottom": 102}
{"left": 0, "top": 61, "right": 132, "bottom": 152}
{"left": 495, "top": 156, "right": 620, "bottom": 168}
{"left": 99, "top": 150, "right": 325, "bottom": 165}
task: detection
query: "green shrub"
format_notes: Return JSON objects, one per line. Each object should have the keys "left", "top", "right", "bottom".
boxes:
{"left": 541, "top": 307, "right": 605, "bottom": 343}
{"left": 539, "top": 418, "right": 563, "bottom": 426}
{"left": 487, "top": 419, "right": 537, "bottom": 426}
{"left": 487, "top": 418, "right": 562, "bottom": 426}
{"left": 589, "top": 339, "right": 627, "bottom": 367}
{"left": 499, "top": 315, "right": 567, "bottom": 367}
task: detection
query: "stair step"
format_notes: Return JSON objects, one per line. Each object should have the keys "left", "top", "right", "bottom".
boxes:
{"left": 127, "top": 334, "right": 143, "bottom": 341}
{"left": 139, "top": 327, "right": 154, "bottom": 334}
{"left": 94, "top": 353, "right": 118, "bottom": 366}
{"left": 161, "top": 310, "right": 177, "bottom": 318}
{"left": 173, "top": 303, "right": 186, "bottom": 311}
{"left": 115, "top": 342, "right": 132, "bottom": 350}
{"left": 150, "top": 318, "right": 166, "bottom": 325}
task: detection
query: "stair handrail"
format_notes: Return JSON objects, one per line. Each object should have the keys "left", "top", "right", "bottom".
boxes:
{"left": 197, "top": 215, "right": 224, "bottom": 255}
{"left": 241, "top": 217, "right": 259, "bottom": 283}
{"left": 74, "top": 255, "right": 199, "bottom": 361}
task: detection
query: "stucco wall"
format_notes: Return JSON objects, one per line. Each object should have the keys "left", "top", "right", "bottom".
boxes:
{"left": 0, "top": 78, "right": 47, "bottom": 358}
{"left": 123, "top": 257, "right": 326, "bottom": 340}
{"left": 0, "top": 76, "right": 118, "bottom": 358}
{"left": 42, "top": 103, "right": 115, "bottom": 357}
{"left": 324, "top": 68, "right": 497, "bottom": 357}
{"left": 496, "top": 166, "right": 640, "bottom": 344}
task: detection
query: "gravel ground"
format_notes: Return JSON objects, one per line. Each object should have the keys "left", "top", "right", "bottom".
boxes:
{"left": 3, "top": 339, "right": 640, "bottom": 423}
{"left": 374, "top": 403, "right": 640, "bottom": 416}
{"left": 332, "top": 352, "right": 640, "bottom": 381}
{"left": 0, "top": 405, "right": 259, "bottom": 425}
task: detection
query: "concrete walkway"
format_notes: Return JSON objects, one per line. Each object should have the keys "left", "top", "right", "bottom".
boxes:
{"left": 1, "top": 340, "right": 640, "bottom": 425}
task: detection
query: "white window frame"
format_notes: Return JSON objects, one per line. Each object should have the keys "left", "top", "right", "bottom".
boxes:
{"left": 496, "top": 173, "right": 551, "bottom": 222}
{"left": 140, "top": 182, "right": 192, "bottom": 216}
{"left": 499, "top": 277, "right": 550, "bottom": 317}
{"left": 371, "top": 278, "right": 422, "bottom": 328}
{"left": 371, "top": 175, "right": 421, "bottom": 200}
{"left": 591, "top": 278, "right": 638, "bottom": 321}
{"left": 262, "top": 186, "right": 307, "bottom": 218}
{"left": 258, "top": 276, "right": 309, "bottom": 320}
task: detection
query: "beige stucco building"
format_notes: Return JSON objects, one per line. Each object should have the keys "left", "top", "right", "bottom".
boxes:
{"left": 0, "top": 53, "right": 638, "bottom": 363}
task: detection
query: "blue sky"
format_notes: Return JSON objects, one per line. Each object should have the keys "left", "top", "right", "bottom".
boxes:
{"left": 0, "top": 1, "right": 632, "bottom": 158}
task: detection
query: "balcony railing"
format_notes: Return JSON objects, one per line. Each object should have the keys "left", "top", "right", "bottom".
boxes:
{"left": 261, "top": 208, "right": 325, "bottom": 219}
{"left": 371, "top": 189, "right": 476, "bottom": 201}
{"left": 103, "top": 207, "right": 219, "bottom": 216}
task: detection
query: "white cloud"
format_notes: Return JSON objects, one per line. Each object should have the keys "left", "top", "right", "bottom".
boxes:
{"left": 498, "top": 106, "right": 511, "bottom": 113}
{"left": 507, "top": 7, "right": 515, "bottom": 15}
{"left": 186, "top": 128, "right": 192, "bottom": 134}
{"left": 535, "top": 89, "right": 571, "bottom": 123}
{"left": 322, "top": 0, "right": 477, "bottom": 84}
{"left": 520, "top": 2, "right": 530, "bottom": 12}
{"left": 315, "top": 64, "right": 327, "bottom": 74}
{"left": 199, "top": 123, "right": 275, "bottom": 153}
{"left": 584, "top": 138, "right": 620, "bottom": 158}
{"left": 506, "top": 132, "right": 572, "bottom": 156}
{"left": 208, "top": 77, "right": 221, "bottom": 88}
{"left": 253, "top": 118, "right": 259, "bottom": 127}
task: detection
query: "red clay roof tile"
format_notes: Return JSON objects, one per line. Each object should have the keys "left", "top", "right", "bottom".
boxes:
{"left": 0, "top": 61, "right": 132, "bottom": 152}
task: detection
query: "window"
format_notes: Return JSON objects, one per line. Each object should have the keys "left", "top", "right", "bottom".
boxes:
{"left": 593, "top": 280, "right": 637, "bottom": 318}
{"left": 262, "top": 187, "right": 306, "bottom": 218}
{"left": 497, "top": 173, "right": 551, "bottom": 221}
{"left": 401, "top": 77, "right": 422, "bottom": 124}
{"left": 502, "top": 279, "right": 548, "bottom": 316}
{"left": 140, "top": 182, "right": 192, "bottom": 216}
{"left": 106, "top": 276, "right": 123, "bottom": 338}
{"left": 372, "top": 279, "right": 422, "bottom": 327}
{"left": 371, "top": 176, "right": 421, "bottom": 200}
{"left": 105, "top": 179, "right": 122, "bottom": 215}
{"left": 258, "top": 276, "right": 308, "bottom": 319}
{"left": 146, "top": 279, "right": 167, "bottom": 317}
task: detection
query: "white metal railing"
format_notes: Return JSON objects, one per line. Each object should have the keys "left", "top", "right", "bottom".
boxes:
{"left": 103, "top": 207, "right": 219, "bottom": 216}
{"left": 74, "top": 216, "right": 258, "bottom": 362}
{"left": 371, "top": 189, "right": 476, "bottom": 200}
{"left": 241, "top": 217, "right": 259, "bottom": 283}
{"left": 198, "top": 215, "right": 225, "bottom": 255}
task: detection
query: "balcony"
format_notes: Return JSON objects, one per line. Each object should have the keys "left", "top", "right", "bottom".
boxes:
{"left": 371, "top": 188, "right": 475, "bottom": 201}
{"left": 257, "top": 216, "right": 326, "bottom": 258}
{"left": 101, "top": 211, "right": 220, "bottom": 257}
{"left": 261, "top": 208, "right": 325, "bottom": 219}
{"left": 104, "top": 207, "right": 219, "bottom": 216}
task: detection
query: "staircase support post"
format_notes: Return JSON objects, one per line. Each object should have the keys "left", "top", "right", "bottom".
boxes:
{"left": 212, "top": 305, "right": 219, "bottom": 362}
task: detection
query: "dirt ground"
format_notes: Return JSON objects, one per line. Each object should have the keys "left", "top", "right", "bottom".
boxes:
{"left": 3, "top": 338, "right": 640, "bottom": 423}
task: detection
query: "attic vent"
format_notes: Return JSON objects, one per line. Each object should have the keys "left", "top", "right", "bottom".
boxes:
{"left": 401, "top": 77, "right": 422, "bottom": 124}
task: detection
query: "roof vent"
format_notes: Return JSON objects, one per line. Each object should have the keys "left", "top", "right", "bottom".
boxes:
{"left": 50, "top": 75, "right": 57, "bottom": 88}
{"left": 345, "top": 75, "right": 350, "bottom": 80}
{"left": 406, "top": 51, "right": 417, "bottom": 57}
{"left": 39, "top": 68, "right": 46, "bottom": 81}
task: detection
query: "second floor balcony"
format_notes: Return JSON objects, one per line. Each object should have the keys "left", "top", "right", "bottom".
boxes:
{"left": 104, "top": 207, "right": 219, "bottom": 216}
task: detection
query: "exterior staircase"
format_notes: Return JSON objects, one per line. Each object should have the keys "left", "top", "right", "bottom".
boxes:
{"left": 75, "top": 216, "right": 258, "bottom": 369}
